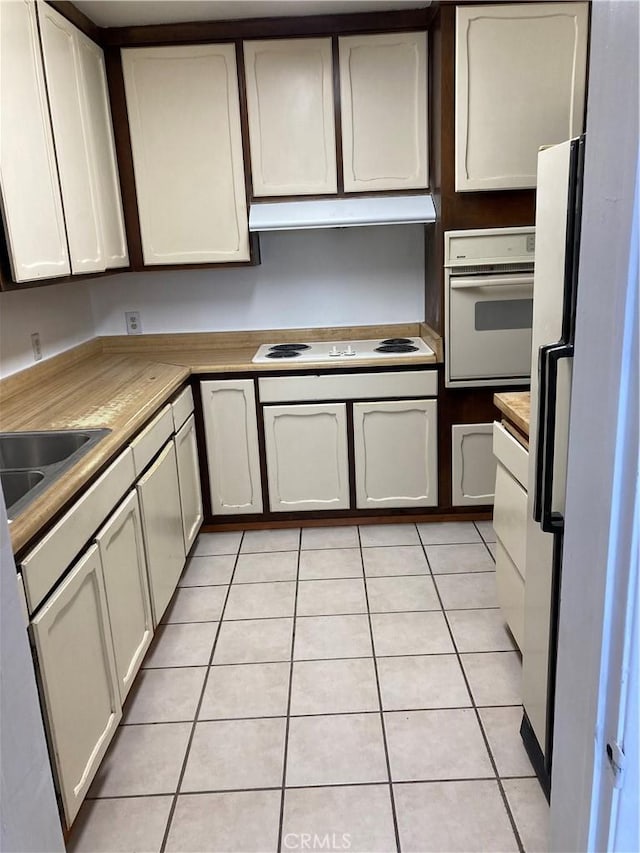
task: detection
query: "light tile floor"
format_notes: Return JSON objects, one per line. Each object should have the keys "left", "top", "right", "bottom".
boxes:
{"left": 68, "top": 521, "right": 549, "bottom": 853}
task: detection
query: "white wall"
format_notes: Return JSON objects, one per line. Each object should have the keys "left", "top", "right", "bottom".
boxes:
{"left": 89, "top": 226, "right": 425, "bottom": 335}
{"left": 0, "top": 280, "right": 95, "bottom": 378}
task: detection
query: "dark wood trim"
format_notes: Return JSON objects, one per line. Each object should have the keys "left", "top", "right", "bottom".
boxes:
{"left": 235, "top": 39, "right": 255, "bottom": 206}
{"left": 192, "top": 379, "right": 214, "bottom": 523}
{"left": 103, "top": 46, "right": 144, "bottom": 268}
{"left": 332, "top": 35, "right": 345, "bottom": 194}
{"left": 201, "top": 507, "right": 493, "bottom": 533}
{"left": 345, "top": 402, "right": 357, "bottom": 509}
{"left": 101, "top": 10, "right": 433, "bottom": 49}
{"left": 254, "top": 377, "right": 272, "bottom": 515}
{"left": 45, "top": 0, "right": 104, "bottom": 45}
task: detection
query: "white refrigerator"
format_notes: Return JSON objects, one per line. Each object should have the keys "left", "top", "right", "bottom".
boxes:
{"left": 521, "top": 136, "right": 585, "bottom": 798}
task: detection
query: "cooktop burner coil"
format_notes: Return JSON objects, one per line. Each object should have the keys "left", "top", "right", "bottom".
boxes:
{"left": 375, "top": 343, "right": 420, "bottom": 353}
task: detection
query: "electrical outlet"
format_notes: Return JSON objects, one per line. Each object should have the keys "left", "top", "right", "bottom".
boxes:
{"left": 125, "top": 311, "right": 142, "bottom": 335}
{"left": 31, "top": 332, "right": 42, "bottom": 361}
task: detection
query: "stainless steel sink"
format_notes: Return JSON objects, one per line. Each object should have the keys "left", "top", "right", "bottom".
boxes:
{"left": 0, "top": 429, "right": 110, "bottom": 519}
{"left": 1, "top": 469, "right": 46, "bottom": 508}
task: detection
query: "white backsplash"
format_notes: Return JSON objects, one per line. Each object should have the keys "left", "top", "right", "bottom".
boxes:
{"left": 89, "top": 227, "right": 425, "bottom": 335}
{"left": 0, "top": 227, "right": 426, "bottom": 378}
{"left": 0, "top": 281, "right": 95, "bottom": 378}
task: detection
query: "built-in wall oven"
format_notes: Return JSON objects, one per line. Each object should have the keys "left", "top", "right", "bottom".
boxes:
{"left": 445, "top": 227, "right": 536, "bottom": 387}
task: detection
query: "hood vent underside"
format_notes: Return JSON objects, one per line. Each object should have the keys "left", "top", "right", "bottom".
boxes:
{"left": 249, "top": 194, "right": 436, "bottom": 231}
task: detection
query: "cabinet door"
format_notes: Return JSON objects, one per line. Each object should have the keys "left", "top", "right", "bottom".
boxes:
{"left": 263, "top": 403, "right": 349, "bottom": 512}
{"left": 353, "top": 400, "right": 437, "bottom": 509}
{"left": 455, "top": 3, "right": 589, "bottom": 191}
{"left": 122, "top": 44, "right": 250, "bottom": 264}
{"left": 96, "top": 491, "right": 153, "bottom": 702}
{"left": 175, "top": 414, "right": 204, "bottom": 551}
{"left": 451, "top": 423, "right": 496, "bottom": 506}
{"left": 0, "top": 0, "right": 70, "bottom": 282}
{"left": 339, "top": 32, "right": 428, "bottom": 192}
{"left": 31, "top": 544, "right": 121, "bottom": 825}
{"left": 75, "top": 29, "right": 128, "bottom": 269}
{"left": 201, "top": 379, "right": 263, "bottom": 515}
{"left": 38, "top": 3, "right": 103, "bottom": 273}
{"left": 136, "top": 442, "right": 185, "bottom": 625}
{"left": 244, "top": 38, "right": 337, "bottom": 196}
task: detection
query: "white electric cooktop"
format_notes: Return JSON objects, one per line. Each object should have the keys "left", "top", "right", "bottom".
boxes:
{"left": 252, "top": 337, "right": 435, "bottom": 364}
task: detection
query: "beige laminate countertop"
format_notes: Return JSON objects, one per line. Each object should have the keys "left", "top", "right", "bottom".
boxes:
{"left": 494, "top": 392, "right": 531, "bottom": 438}
{"left": 1, "top": 324, "right": 441, "bottom": 554}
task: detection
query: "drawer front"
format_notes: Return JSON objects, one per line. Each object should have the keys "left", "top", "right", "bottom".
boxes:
{"left": 492, "top": 420, "right": 528, "bottom": 488}
{"left": 258, "top": 370, "right": 437, "bottom": 403}
{"left": 171, "top": 385, "right": 194, "bottom": 432}
{"left": 493, "top": 463, "right": 528, "bottom": 575}
{"left": 495, "top": 539, "right": 524, "bottom": 650}
{"left": 21, "top": 448, "right": 135, "bottom": 614}
{"left": 130, "top": 404, "right": 173, "bottom": 476}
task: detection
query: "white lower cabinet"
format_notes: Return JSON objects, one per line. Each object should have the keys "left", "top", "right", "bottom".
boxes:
{"left": 30, "top": 544, "right": 121, "bottom": 826}
{"left": 201, "top": 379, "right": 263, "bottom": 515}
{"left": 451, "top": 423, "right": 496, "bottom": 506}
{"left": 95, "top": 491, "right": 153, "bottom": 702}
{"left": 264, "top": 403, "right": 350, "bottom": 512}
{"left": 492, "top": 421, "right": 529, "bottom": 649}
{"left": 353, "top": 400, "right": 438, "bottom": 509}
{"left": 175, "top": 414, "right": 204, "bottom": 552}
{"left": 136, "top": 441, "right": 185, "bottom": 625}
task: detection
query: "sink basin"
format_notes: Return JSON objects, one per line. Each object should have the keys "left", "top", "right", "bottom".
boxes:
{"left": 0, "top": 431, "right": 98, "bottom": 469}
{"left": 1, "top": 469, "right": 45, "bottom": 508}
{"left": 0, "top": 428, "right": 110, "bottom": 520}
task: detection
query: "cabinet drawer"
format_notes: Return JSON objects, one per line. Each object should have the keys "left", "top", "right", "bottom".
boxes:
{"left": 495, "top": 539, "right": 524, "bottom": 650}
{"left": 130, "top": 404, "right": 173, "bottom": 475}
{"left": 493, "top": 420, "right": 528, "bottom": 489}
{"left": 258, "top": 370, "right": 437, "bottom": 403}
{"left": 171, "top": 385, "right": 194, "bottom": 432}
{"left": 21, "top": 448, "right": 135, "bottom": 613}
{"left": 493, "top": 463, "right": 528, "bottom": 575}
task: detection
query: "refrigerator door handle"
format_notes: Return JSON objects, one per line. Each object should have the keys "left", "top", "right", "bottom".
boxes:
{"left": 534, "top": 342, "right": 574, "bottom": 533}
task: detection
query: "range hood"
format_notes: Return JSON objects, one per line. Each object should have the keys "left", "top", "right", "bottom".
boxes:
{"left": 248, "top": 194, "right": 436, "bottom": 231}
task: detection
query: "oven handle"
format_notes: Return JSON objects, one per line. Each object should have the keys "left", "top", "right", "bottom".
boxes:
{"left": 449, "top": 275, "right": 534, "bottom": 290}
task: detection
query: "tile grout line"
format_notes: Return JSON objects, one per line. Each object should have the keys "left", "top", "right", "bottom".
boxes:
{"left": 358, "top": 525, "right": 404, "bottom": 853}
{"left": 419, "top": 532, "right": 526, "bottom": 853}
{"left": 158, "top": 530, "right": 246, "bottom": 853}
{"left": 276, "top": 528, "right": 302, "bottom": 853}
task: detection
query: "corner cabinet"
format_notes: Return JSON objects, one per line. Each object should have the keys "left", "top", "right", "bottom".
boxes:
{"left": 121, "top": 44, "right": 250, "bottom": 265}
{"left": 339, "top": 32, "right": 428, "bottom": 192}
{"left": 455, "top": 3, "right": 589, "bottom": 191}
{"left": 244, "top": 38, "right": 337, "bottom": 197}
{"left": 38, "top": 3, "right": 128, "bottom": 273}
{"left": 353, "top": 400, "right": 437, "bottom": 509}
{"left": 201, "top": 379, "right": 263, "bottom": 515}
{"left": 0, "top": 0, "right": 70, "bottom": 282}
{"left": 263, "top": 403, "right": 350, "bottom": 512}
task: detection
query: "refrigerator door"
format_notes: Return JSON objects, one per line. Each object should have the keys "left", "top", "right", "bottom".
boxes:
{"left": 523, "top": 138, "right": 579, "bottom": 779}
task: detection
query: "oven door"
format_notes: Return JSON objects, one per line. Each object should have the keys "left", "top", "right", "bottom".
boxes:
{"left": 448, "top": 273, "right": 534, "bottom": 385}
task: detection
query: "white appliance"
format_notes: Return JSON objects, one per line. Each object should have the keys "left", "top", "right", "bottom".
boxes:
{"left": 444, "top": 226, "right": 535, "bottom": 387}
{"left": 521, "top": 136, "right": 585, "bottom": 798}
{"left": 252, "top": 337, "right": 434, "bottom": 364}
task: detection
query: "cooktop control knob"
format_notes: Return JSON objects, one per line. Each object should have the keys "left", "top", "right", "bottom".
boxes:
{"left": 329, "top": 345, "right": 341, "bottom": 357}
{"left": 344, "top": 345, "right": 356, "bottom": 356}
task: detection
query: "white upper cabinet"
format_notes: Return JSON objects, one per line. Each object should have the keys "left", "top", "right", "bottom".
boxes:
{"left": 0, "top": 0, "right": 70, "bottom": 282}
{"left": 122, "top": 44, "right": 250, "bottom": 264}
{"left": 455, "top": 3, "right": 589, "bottom": 191}
{"left": 339, "top": 32, "right": 428, "bottom": 192}
{"left": 74, "top": 29, "right": 129, "bottom": 268}
{"left": 38, "top": 3, "right": 127, "bottom": 273}
{"left": 244, "top": 38, "right": 337, "bottom": 197}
